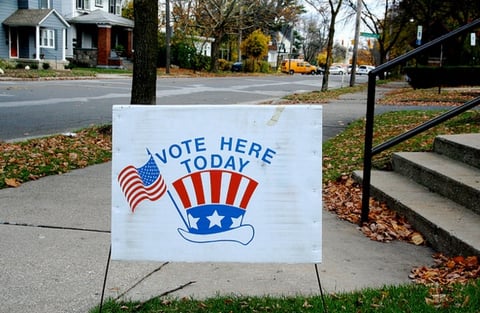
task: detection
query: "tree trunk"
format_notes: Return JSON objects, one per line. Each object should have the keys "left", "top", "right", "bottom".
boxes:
{"left": 322, "top": 0, "right": 343, "bottom": 92}
{"left": 131, "top": 0, "right": 158, "bottom": 104}
{"left": 322, "top": 15, "right": 336, "bottom": 91}
{"left": 210, "top": 33, "right": 223, "bottom": 72}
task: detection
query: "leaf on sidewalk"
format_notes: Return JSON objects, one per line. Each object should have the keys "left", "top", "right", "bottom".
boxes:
{"left": 5, "top": 177, "right": 21, "bottom": 187}
{"left": 410, "top": 232, "right": 425, "bottom": 245}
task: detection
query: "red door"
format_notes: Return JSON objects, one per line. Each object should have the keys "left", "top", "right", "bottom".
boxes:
{"left": 10, "top": 29, "right": 18, "bottom": 58}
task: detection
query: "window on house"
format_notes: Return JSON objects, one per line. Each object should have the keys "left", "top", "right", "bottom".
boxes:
{"left": 95, "top": 0, "right": 103, "bottom": 6}
{"left": 109, "top": 0, "right": 120, "bottom": 14}
{"left": 40, "top": 29, "right": 55, "bottom": 48}
{"left": 39, "top": 0, "right": 51, "bottom": 8}
{"left": 77, "top": 0, "right": 90, "bottom": 9}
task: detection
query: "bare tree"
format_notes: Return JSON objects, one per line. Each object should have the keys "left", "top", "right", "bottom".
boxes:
{"left": 305, "top": 0, "right": 345, "bottom": 91}
{"left": 357, "top": 1, "right": 410, "bottom": 66}
{"left": 299, "top": 15, "right": 329, "bottom": 63}
{"left": 131, "top": 0, "right": 158, "bottom": 104}
{"left": 193, "top": 0, "right": 240, "bottom": 72}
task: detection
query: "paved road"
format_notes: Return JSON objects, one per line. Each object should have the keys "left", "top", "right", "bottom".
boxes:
{"left": 0, "top": 74, "right": 367, "bottom": 141}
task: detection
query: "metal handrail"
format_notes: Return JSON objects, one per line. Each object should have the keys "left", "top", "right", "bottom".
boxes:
{"left": 360, "top": 18, "right": 480, "bottom": 224}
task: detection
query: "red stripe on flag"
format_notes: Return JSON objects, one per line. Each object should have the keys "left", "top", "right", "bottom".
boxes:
{"left": 118, "top": 165, "right": 167, "bottom": 212}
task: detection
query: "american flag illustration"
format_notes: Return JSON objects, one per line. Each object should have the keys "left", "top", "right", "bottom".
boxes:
{"left": 118, "top": 153, "right": 167, "bottom": 212}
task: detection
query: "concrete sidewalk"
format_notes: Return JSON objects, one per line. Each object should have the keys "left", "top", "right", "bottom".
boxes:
{"left": 0, "top": 84, "right": 435, "bottom": 313}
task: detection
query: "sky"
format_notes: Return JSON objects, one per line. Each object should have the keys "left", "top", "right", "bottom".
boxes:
{"left": 302, "top": 0, "right": 386, "bottom": 46}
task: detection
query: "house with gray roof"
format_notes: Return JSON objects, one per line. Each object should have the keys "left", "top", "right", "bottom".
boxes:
{"left": 1, "top": 0, "right": 133, "bottom": 69}
{"left": 1, "top": 1, "right": 70, "bottom": 69}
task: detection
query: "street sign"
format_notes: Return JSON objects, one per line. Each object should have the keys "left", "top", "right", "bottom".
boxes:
{"left": 360, "top": 32, "right": 379, "bottom": 39}
{"left": 416, "top": 25, "right": 423, "bottom": 45}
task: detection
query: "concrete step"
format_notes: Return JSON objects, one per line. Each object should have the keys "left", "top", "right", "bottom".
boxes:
{"left": 434, "top": 133, "right": 480, "bottom": 169}
{"left": 392, "top": 152, "right": 480, "bottom": 215}
{"left": 122, "top": 59, "right": 133, "bottom": 70}
{"left": 353, "top": 170, "right": 480, "bottom": 257}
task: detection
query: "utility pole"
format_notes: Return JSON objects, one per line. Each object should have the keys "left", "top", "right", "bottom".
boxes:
{"left": 165, "top": 0, "right": 171, "bottom": 74}
{"left": 349, "top": 0, "right": 362, "bottom": 86}
{"left": 238, "top": 5, "right": 242, "bottom": 62}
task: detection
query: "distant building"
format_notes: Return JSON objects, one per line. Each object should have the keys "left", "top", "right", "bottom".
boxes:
{"left": 268, "top": 30, "right": 294, "bottom": 69}
{"left": 192, "top": 36, "right": 214, "bottom": 57}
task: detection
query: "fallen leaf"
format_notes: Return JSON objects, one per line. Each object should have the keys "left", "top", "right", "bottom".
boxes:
{"left": 303, "top": 300, "right": 313, "bottom": 308}
{"left": 465, "top": 256, "right": 478, "bottom": 268}
{"left": 410, "top": 232, "right": 424, "bottom": 245}
{"left": 5, "top": 177, "right": 21, "bottom": 187}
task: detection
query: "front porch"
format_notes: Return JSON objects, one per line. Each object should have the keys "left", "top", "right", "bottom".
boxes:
{"left": 68, "top": 10, "right": 134, "bottom": 68}
{"left": 72, "top": 47, "right": 126, "bottom": 69}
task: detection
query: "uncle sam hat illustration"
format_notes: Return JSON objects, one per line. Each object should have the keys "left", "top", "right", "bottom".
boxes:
{"left": 171, "top": 169, "right": 258, "bottom": 245}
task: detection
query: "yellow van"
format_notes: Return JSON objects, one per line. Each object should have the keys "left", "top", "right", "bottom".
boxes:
{"left": 281, "top": 59, "right": 317, "bottom": 75}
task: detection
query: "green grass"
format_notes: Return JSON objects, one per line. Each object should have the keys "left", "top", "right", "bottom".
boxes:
{"left": 72, "top": 67, "right": 132, "bottom": 75}
{"left": 2, "top": 67, "right": 130, "bottom": 79}
{"left": 280, "top": 85, "right": 366, "bottom": 103}
{"left": 322, "top": 110, "right": 480, "bottom": 182}
{"left": 90, "top": 281, "right": 479, "bottom": 313}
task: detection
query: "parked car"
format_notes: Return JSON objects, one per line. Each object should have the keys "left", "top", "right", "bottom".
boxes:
{"left": 316, "top": 67, "right": 325, "bottom": 75}
{"left": 280, "top": 59, "right": 317, "bottom": 75}
{"left": 357, "top": 65, "right": 375, "bottom": 75}
{"left": 231, "top": 62, "right": 243, "bottom": 72}
{"left": 329, "top": 65, "right": 346, "bottom": 75}
{"left": 348, "top": 65, "right": 358, "bottom": 74}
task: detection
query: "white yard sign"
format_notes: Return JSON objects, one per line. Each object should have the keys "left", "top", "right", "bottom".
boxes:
{"left": 112, "top": 105, "right": 322, "bottom": 263}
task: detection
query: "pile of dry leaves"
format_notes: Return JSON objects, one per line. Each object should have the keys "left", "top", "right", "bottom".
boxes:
{"left": 323, "top": 175, "right": 424, "bottom": 244}
{"left": 323, "top": 175, "right": 480, "bottom": 286}
{"left": 410, "top": 254, "right": 479, "bottom": 285}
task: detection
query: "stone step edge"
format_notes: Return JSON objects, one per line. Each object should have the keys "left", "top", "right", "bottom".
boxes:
{"left": 353, "top": 170, "right": 480, "bottom": 257}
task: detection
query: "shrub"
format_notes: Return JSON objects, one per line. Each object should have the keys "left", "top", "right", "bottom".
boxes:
{"left": 64, "top": 62, "right": 75, "bottom": 70}
{"left": 259, "top": 61, "right": 270, "bottom": 73}
{"left": 42, "top": 63, "right": 50, "bottom": 70}
{"left": 217, "top": 59, "right": 232, "bottom": 71}
{"left": 171, "top": 42, "right": 197, "bottom": 69}
{"left": 192, "top": 54, "right": 211, "bottom": 72}
{"left": 0, "top": 59, "right": 16, "bottom": 69}
{"left": 243, "top": 59, "right": 270, "bottom": 73}
{"left": 405, "top": 66, "right": 480, "bottom": 88}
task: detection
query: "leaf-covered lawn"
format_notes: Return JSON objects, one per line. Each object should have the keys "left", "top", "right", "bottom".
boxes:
{"left": 278, "top": 85, "right": 366, "bottom": 103}
{"left": 378, "top": 86, "right": 480, "bottom": 106}
{"left": 0, "top": 125, "right": 111, "bottom": 188}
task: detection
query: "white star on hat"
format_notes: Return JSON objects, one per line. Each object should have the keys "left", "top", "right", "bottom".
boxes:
{"left": 231, "top": 216, "right": 243, "bottom": 228}
{"left": 188, "top": 214, "right": 200, "bottom": 230}
{"left": 207, "top": 210, "right": 225, "bottom": 228}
